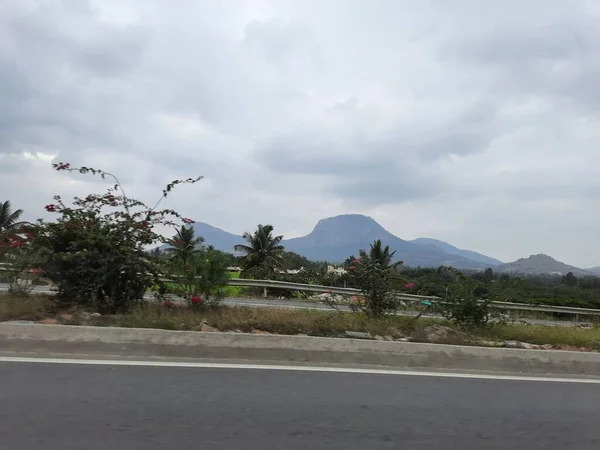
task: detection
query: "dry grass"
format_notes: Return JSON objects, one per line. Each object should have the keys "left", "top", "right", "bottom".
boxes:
{"left": 2, "top": 293, "right": 600, "bottom": 350}
{"left": 117, "top": 304, "right": 439, "bottom": 338}
{"left": 0, "top": 293, "right": 54, "bottom": 321}
{"left": 481, "top": 323, "right": 600, "bottom": 350}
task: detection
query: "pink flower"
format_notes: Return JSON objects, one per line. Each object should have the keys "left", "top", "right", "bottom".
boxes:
{"left": 190, "top": 295, "right": 204, "bottom": 305}
{"left": 44, "top": 204, "right": 56, "bottom": 212}
{"left": 405, "top": 282, "right": 415, "bottom": 289}
{"left": 353, "top": 258, "right": 360, "bottom": 263}
{"left": 348, "top": 266, "right": 355, "bottom": 271}
{"left": 30, "top": 268, "right": 43, "bottom": 276}
{"left": 161, "top": 300, "right": 173, "bottom": 308}
{"left": 182, "top": 218, "right": 195, "bottom": 225}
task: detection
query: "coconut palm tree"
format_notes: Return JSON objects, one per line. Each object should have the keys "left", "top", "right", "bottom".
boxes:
{"left": 352, "top": 240, "right": 405, "bottom": 315}
{"left": 0, "top": 201, "right": 26, "bottom": 234}
{"left": 164, "top": 225, "right": 204, "bottom": 264}
{"left": 359, "top": 239, "right": 403, "bottom": 271}
{"left": 234, "top": 224, "right": 285, "bottom": 277}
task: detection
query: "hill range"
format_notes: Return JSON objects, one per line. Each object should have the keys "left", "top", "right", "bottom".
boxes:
{"left": 190, "top": 214, "right": 502, "bottom": 270}
{"left": 186, "top": 214, "right": 597, "bottom": 274}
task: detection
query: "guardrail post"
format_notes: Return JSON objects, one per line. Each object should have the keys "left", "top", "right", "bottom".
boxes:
{"left": 263, "top": 287, "right": 267, "bottom": 299}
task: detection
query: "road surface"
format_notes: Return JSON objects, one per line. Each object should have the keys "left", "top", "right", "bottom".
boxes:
{"left": 0, "top": 358, "right": 598, "bottom": 449}
{"left": 0, "top": 283, "right": 588, "bottom": 328}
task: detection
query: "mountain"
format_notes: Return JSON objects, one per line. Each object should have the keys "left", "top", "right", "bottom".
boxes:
{"left": 189, "top": 222, "right": 244, "bottom": 251}
{"left": 497, "top": 254, "right": 591, "bottom": 276}
{"left": 281, "top": 214, "right": 493, "bottom": 269}
{"left": 410, "top": 238, "right": 503, "bottom": 267}
{"left": 586, "top": 267, "right": 600, "bottom": 275}
{"left": 185, "top": 214, "right": 501, "bottom": 269}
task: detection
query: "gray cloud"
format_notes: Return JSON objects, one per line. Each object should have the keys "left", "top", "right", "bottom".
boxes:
{"left": 1, "top": 0, "right": 600, "bottom": 266}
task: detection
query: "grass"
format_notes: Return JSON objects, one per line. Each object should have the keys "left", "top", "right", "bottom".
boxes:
{"left": 0, "top": 294, "right": 54, "bottom": 321}
{"left": 1, "top": 293, "right": 600, "bottom": 351}
{"left": 116, "top": 304, "right": 439, "bottom": 338}
{"left": 480, "top": 324, "right": 600, "bottom": 350}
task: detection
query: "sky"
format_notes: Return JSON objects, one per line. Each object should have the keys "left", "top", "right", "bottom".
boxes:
{"left": 1, "top": 0, "right": 600, "bottom": 267}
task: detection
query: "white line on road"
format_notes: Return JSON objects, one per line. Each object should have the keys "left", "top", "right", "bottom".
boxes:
{"left": 1, "top": 356, "right": 599, "bottom": 384}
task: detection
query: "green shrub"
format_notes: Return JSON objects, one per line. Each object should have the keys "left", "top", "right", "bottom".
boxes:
{"left": 31, "top": 163, "right": 202, "bottom": 314}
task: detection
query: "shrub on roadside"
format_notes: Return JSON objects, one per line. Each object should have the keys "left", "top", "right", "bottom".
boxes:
{"left": 166, "top": 245, "right": 231, "bottom": 307}
{"left": 344, "top": 240, "right": 406, "bottom": 316}
{"left": 31, "top": 163, "right": 202, "bottom": 314}
{"left": 433, "top": 267, "right": 493, "bottom": 330}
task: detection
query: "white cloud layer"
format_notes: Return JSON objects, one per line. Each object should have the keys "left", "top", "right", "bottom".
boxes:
{"left": 1, "top": 0, "right": 600, "bottom": 267}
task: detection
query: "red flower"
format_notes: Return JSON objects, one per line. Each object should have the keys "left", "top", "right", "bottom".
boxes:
{"left": 190, "top": 295, "right": 204, "bottom": 305}
{"left": 30, "top": 268, "right": 43, "bottom": 275}
{"left": 161, "top": 300, "right": 173, "bottom": 308}
{"left": 182, "top": 217, "right": 195, "bottom": 225}
{"left": 348, "top": 266, "right": 355, "bottom": 271}
{"left": 45, "top": 204, "right": 56, "bottom": 212}
{"left": 405, "top": 282, "right": 415, "bottom": 289}
{"left": 8, "top": 236, "right": 25, "bottom": 248}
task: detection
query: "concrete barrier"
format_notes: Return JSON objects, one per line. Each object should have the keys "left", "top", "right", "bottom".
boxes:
{"left": 0, "top": 323, "right": 599, "bottom": 376}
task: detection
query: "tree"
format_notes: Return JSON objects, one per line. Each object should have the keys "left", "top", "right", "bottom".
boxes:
{"left": 483, "top": 267, "right": 494, "bottom": 282}
{"left": 32, "top": 162, "right": 202, "bottom": 313}
{"left": 433, "top": 266, "right": 493, "bottom": 329}
{"left": 0, "top": 201, "right": 27, "bottom": 234}
{"left": 234, "top": 224, "right": 285, "bottom": 278}
{"left": 164, "top": 225, "right": 204, "bottom": 265}
{"left": 562, "top": 272, "right": 578, "bottom": 287}
{"left": 346, "top": 240, "right": 405, "bottom": 316}
{"left": 167, "top": 247, "right": 230, "bottom": 306}
{"left": 361, "top": 239, "right": 402, "bottom": 272}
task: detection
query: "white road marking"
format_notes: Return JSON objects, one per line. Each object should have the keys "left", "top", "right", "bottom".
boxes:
{"left": 0, "top": 356, "right": 599, "bottom": 384}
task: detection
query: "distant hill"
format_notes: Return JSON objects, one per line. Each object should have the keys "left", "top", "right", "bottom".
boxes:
{"left": 497, "top": 254, "right": 591, "bottom": 276}
{"left": 410, "top": 238, "right": 503, "bottom": 267}
{"left": 281, "top": 214, "right": 493, "bottom": 269}
{"left": 587, "top": 267, "right": 600, "bottom": 275}
{"left": 181, "top": 214, "right": 503, "bottom": 269}
{"left": 189, "top": 222, "right": 245, "bottom": 251}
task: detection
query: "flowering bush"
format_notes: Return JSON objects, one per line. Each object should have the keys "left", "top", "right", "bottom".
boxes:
{"left": 190, "top": 295, "right": 204, "bottom": 305}
{"left": 31, "top": 163, "right": 202, "bottom": 313}
{"left": 0, "top": 230, "right": 45, "bottom": 295}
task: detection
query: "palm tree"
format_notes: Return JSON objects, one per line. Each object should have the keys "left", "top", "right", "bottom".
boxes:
{"left": 359, "top": 239, "right": 403, "bottom": 271}
{"left": 234, "top": 224, "right": 285, "bottom": 277}
{"left": 0, "top": 201, "right": 26, "bottom": 234}
{"left": 164, "top": 225, "right": 204, "bottom": 264}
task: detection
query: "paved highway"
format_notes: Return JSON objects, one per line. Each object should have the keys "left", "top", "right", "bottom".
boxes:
{"left": 0, "top": 358, "right": 598, "bottom": 449}
{"left": 0, "top": 283, "right": 588, "bottom": 328}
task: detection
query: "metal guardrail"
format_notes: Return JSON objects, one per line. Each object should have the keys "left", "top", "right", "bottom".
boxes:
{"left": 2, "top": 263, "right": 599, "bottom": 317}
{"left": 225, "top": 279, "right": 600, "bottom": 316}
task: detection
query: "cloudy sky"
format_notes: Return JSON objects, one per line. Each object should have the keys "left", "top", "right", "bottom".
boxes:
{"left": 1, "top": 0, "right": 599, "bottom": 267}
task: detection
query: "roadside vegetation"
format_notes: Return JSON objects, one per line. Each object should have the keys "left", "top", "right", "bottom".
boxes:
{"left": 0, "top": 161, "right": 599, "bottom": 352}
{"left": 0, "top": 293, "right": 599, "bottom": 351}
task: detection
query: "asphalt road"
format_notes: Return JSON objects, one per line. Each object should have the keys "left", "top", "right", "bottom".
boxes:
{"left": 0, "top": 360, "right": 598, "bottom": 449}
